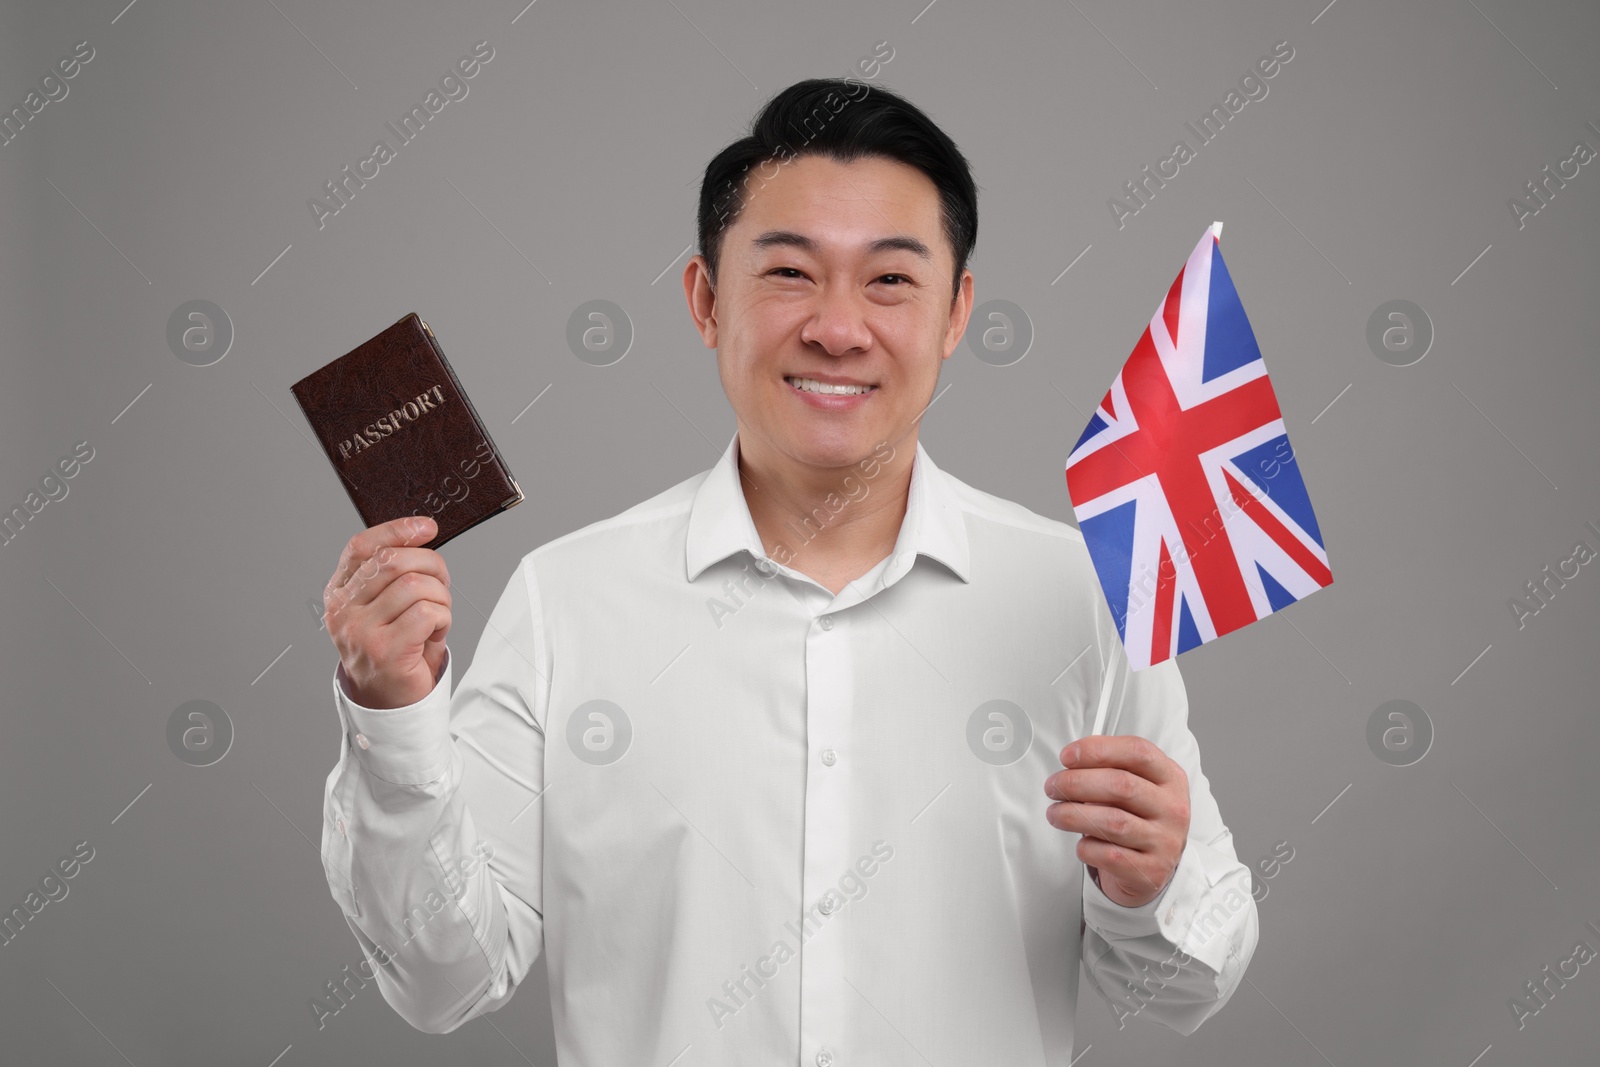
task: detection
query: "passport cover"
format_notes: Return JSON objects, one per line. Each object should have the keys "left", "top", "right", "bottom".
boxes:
{"left": 290, "top": 312, "right": 523, "bottom": 550}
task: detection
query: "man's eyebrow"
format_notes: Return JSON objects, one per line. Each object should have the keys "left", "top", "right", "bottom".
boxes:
{"left": 750, "top": 230, "right": 933, "bottom": 261}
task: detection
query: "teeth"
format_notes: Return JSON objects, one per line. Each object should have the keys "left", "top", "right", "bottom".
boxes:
{"left": 787, "top": 376, "right": 874, "bottom": 396}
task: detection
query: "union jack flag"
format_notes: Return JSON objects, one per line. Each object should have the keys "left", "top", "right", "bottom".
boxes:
{"left": 1065, "top": 222, "right": 1332, "bottom": 671}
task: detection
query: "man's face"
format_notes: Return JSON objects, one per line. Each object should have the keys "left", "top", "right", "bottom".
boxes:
{"left": 685, "top": 154, "right": 973, "bottom": 471}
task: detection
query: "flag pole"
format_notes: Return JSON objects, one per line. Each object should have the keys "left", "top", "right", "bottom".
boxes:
{"left": 1088, "top": 637, "right": 1121, "bottom": 737}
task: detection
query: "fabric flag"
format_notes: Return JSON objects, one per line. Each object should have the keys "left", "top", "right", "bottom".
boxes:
{"left": 1065, "top": 221, "right": 1332, "bottom": 671}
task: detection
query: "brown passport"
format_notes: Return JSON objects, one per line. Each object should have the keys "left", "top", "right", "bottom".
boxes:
{"left": 290, "top": 312, "right": 523, "bottom": 550}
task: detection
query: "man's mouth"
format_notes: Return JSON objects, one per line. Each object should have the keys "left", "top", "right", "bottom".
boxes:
{"left": 784, "top": 375, "right": 878, "bottom": 396}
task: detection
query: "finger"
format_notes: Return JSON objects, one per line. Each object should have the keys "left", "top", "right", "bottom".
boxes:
{"left": 1076, "top": 836, "right": 1169, "bottom": 898}
{"left": 388, "top": 598, "right": 451, "bottom": 652}
{"left": 328, "top": 545, "right": 450, "bottom": 617}
{"left": 328, "top": 522, "right": 425, "bottom": 600}
{"left": 1059, "top": 735, "right": 1185, "bottom": 789}
{"left": 329, "top": 515, "right": 436, "bottom": 591}
{"left": 331, "top": 545, "right": 450, "bottom": 614}
{"left": 366, "top": 571, "right": 452, "bottom": 629}
{"left": 1042, "top": 767, "right": 1166, "bottom": 819}
{"left": 1044, "top": 800, "right": 1153, "bottom": 851}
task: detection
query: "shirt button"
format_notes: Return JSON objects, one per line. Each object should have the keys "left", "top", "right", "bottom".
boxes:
{"left": 819, "top": 897, "right": 837, "bottom": 915}
{"left": 355, "top": 733, "right": 369, "bottom": 750}
{"left": 819, "top": 615, "right": 834, "bottom": 630}
{"left": 821, "top": 748, "right": 837, "bottom": 766}
{"left": 336, "top": 817, "right": 346, "bottom": 837}
{"left": 816, "top": 1048, "right": 835, "bottom": 1067}
{"left": 1166, "top": 903, "right": 1176, "bottom": 923}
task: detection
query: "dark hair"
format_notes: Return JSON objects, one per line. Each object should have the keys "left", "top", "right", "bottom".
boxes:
{"left": 697, "top": 78, "right": 978, "bottom": 302}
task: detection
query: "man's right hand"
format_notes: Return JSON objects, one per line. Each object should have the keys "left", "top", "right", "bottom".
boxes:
{"left": 324, "top": 516, "right": 451, "bottom": 710}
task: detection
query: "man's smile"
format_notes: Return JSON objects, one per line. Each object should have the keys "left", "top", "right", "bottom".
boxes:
{"left": 783, "top": 373, "right": 879, "bottom": 409}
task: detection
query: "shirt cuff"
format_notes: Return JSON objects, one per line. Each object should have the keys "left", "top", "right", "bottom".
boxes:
{"left": 332, "top": 648, "right": 454, "bottom": 785}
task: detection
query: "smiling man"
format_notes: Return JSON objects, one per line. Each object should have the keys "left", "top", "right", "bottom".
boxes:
{"left": 318, "top": 78, "right": 1257, "bottom": 1064}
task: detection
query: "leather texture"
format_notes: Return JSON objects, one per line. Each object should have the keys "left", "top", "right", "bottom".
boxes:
{"left": 290, "top": 312, "right": 523, "bottom": 550}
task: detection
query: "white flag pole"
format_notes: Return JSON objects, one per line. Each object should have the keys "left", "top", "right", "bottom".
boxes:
{"left": 1088, "top": 637, "right": 1121, "bottom": 738}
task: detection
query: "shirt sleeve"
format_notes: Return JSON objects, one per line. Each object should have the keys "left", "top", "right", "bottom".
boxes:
{"left": 1077, "top": 633, "right": 1259, "bottom": 1036}
{"left": 317, "top": 554, "right": 550, "bottom": 1034}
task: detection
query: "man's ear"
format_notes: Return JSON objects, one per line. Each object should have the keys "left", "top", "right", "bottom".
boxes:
{"left": 942, "top": 269, "right": 975, "bottom": 360}
{"left": 683, "top": 254, "right": 719, "bottom": 349}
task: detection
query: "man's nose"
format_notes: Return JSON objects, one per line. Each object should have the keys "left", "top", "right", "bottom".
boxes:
{"left": 799, "top": 282, "right": 874, "bottom": 356}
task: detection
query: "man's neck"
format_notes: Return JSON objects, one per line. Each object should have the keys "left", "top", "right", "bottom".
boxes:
{"left": 736, "top": 428, "right": 916, "bottom": 596}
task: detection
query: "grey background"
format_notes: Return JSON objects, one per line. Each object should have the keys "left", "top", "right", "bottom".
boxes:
{"left": 2, "top": 0, "right": 1596, "bottom": 1063}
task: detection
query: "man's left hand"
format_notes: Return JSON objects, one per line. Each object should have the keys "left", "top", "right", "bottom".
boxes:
{"left": 1043, "top": 735, "right": 1191, "bottom": 908}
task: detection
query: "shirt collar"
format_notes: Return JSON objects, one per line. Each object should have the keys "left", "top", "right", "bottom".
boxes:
{"left": 686, "top": 430, "right": 971, "bottom": 585}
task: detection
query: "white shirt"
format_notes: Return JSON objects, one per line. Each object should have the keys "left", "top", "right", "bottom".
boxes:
{"left": 320, "top": 430, "right": 1258, "bottom": 1065}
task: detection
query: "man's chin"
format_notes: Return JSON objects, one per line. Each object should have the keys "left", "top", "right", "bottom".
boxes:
{"left": 777, "top": 427, "right": 891, "bottom": 470}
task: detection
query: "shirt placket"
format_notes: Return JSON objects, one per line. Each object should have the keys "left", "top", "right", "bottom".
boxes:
{"left": 797, "top": 582, "right": 854, "bottom": 1067}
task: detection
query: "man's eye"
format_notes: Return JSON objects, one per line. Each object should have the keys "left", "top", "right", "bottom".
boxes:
{"left": 878, "top": 274, "right": 910, "bottom": 285}
{"left": 768, "top": 267, "right": 805, "bottom": 278}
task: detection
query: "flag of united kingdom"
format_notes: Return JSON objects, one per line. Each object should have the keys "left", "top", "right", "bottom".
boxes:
{"left": 1065, "top": 222, "right": 1332, "bottom": 671}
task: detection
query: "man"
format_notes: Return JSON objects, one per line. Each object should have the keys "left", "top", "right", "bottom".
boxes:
{"left": 319, "top": 77, "right": 1257, "bottom": 1064}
